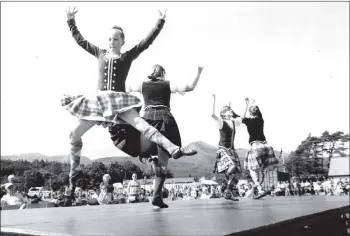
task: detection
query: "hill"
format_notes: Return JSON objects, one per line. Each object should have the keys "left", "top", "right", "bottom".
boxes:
{"left": 1, "top": 142, "right": 291, "bottom": 178}
{"left": 1, "top": 153, "right": 92, "bottom": 166}
{"left": 95, "top": 141, "right": 291, "bottom": 178}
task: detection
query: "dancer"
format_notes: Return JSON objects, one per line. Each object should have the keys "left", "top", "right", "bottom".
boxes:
{"left": 211, "top": 94, "right": 242, "bottom": 201}
{"left": 62, "top": 7, "right": 197, "bottom": 197}
{"left": 241, "top": 98, "right": 279, "bottom": 199}
{"left": 122, "top": 64, "right": 203, "bottom": 208}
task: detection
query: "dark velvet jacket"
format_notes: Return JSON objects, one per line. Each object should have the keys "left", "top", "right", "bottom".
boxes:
{"left": 67, "top": 18, "right": 165, "bottom": 92}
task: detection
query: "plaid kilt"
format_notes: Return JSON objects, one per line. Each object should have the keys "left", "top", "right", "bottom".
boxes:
{"left": 141, "top": 107, "right": 181, "bottom": 156}
{"left": 61, "top": 91, "right": 142, "bottom": 127}
{"left": 215, "top": 147, "right": 242, "bottom": 173}
{"left": 244, "top": 141, "right": 279, "bottom": 171}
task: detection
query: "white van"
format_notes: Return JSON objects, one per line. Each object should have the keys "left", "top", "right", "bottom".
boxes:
{"left": 27, "top": 187, "right": 43, "bottom": 197}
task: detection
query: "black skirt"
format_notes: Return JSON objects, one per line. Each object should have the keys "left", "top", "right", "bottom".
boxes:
{"left": 142, "top": 107, "right": 182, "bottom": 156}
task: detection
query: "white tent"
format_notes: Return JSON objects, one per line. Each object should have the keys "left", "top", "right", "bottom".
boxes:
{"left": 200, "top": 180, "right": 218, "bottom": 185}
{"left": 113, "top": 183, "right": 123, "bottom": 189}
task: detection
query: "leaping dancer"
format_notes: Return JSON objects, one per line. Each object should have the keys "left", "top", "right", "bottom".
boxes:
{"left": 61, "top": 7, "right": 197, "bottom": 198}
{"left": 241, "top": 98, "right": 279, "bottom": 199}
{"left": 211, "top": 94, "right": 242, "bottom": 201}
{"left": 112, "top": 64, "right": 203, "bottom": 209}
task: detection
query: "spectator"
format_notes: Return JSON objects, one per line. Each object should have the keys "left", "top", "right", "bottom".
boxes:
{"left": 127, "top": 173, "right": 140, "bottom": 203}
{"left": 200, "top": 186, "right": 211, "bottom": 199}
{"left": 1, "top": 183, "right": 26, "bottom": 209}
{"left": 100, "top": 174, "right": 114, "bottom": 194}
{"left": 182, "top": 188, "right": 195, "bottom": 200}
{"left": 313, "top": 180, "right": 322, "bottom": 195}
{"left": 334, "top": 181, "right": 345, "bottom": 196}
{"left": 98, "top": 184, "right": 112, "bottom": 205}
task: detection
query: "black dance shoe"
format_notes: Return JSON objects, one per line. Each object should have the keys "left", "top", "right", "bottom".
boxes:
{"left": 172, "top": 148, "right": 197, "bottom": 160}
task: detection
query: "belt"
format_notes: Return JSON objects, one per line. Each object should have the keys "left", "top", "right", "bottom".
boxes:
{"left": 144, "top": 105, "right": 170, "bottom": 111}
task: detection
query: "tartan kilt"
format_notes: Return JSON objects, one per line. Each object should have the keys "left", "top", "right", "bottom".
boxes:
{"left": 215, "top": 147, "right": 242, "bottom": 173}
{"left": 244, "top": 141, "right": 279, "bottom": 171}
{"left": 61, "top": 91, "right": 142, "bottom": 127}
{"left": 141, "top": 107, "right": 181, "bottom": 156}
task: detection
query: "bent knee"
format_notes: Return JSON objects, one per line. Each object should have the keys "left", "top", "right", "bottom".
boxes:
{"left": 226, "top": 166, "right": 236, "bottom": 175}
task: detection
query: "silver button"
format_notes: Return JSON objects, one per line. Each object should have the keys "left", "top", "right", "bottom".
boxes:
{"left": 112, "top": 80, "right": 115, "bottom": 83}
{"left": 105, "top": 66, "right": 107, "bottom": 69}
{"left": 106, "top": 60, "right": 108, "bottom": 63}
{"left": 112, "top": 87, "right": 115, "bottom": 89}
{"left": 104, "top": 79, "right": 107, "bottom": 82}
{"left": 113, "top": 74, "right": 116, "bottom": 76}
{"left": 104, "top": 73, "right": 107, "bottom": 76}
{"left": 114, "top": 60, "right": 116, "bottom": 63}
{"left": 114, "top": 67, "right": 116, "bottom": 69}
{"left": 104, "top": 85, "right": 107, "bottom": 88}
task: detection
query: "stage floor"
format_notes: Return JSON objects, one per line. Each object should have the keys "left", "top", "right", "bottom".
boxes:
{"left": 1, "top": 196, "right": 349, "bottom": 236}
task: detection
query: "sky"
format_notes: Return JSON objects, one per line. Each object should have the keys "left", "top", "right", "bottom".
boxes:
{"left": 1, "top": 2, "right": 349, "bottom": 159}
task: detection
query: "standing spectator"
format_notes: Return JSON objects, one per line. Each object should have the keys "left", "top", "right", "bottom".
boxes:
{"left": 313, "top": 180, "right": 321, "bottom": 195}
{"left": 304, "top": 179, "right": 311, "bottom": 195}
{"left": 292, "top": 180, "right": 298, "bottom": 196}
{"left": 127, "top": 173, "right": 140, "bottom": 203}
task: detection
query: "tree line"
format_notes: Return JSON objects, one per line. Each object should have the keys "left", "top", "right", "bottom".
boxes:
{"left": 284, "top": 131, "right": 349, "bottom": 179}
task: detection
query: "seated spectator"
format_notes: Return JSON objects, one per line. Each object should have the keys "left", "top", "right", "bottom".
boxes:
{"left": 334, "top": 181, "right": 345, "bottom": 196}
{"left": 1, "top": 183, "right": 26, "bottom": 209}
{"left": 98, "top": 185, "right": 113, "bottom": 205}
{"left": 274, "top": 182, "right": 283, "bottom": 196}
{"left": 55, "top": 187, "right": 74, "bottom": 207}
{"left": 200, "top": 186, "right": 211, "bottom": 199}
{"left": 100, "top": 174, "right": 114, "bottom": 194}
{"left": 183, "top": 189, "right": 196, "bottom": 200}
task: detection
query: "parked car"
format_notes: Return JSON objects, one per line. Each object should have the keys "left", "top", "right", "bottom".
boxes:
{"left": 27, "top": 187, "right": 43, "bottom": 197}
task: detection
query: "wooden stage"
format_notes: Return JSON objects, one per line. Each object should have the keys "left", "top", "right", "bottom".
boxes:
{"left": 1, "top": 196, "right": 349, "bottom": 236}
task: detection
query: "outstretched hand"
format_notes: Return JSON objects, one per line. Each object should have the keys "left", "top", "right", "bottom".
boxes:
{"left": 66, "top": 6, "right": 78, "bottom": 20}
{"left": 158, "top": 9, "right": 167, "bottom": 20}
{"left": 245, "top": 97, "right": 249, "bottom": 105}
{"left": 198, "top": 66, "right": 204, "bottom": 73}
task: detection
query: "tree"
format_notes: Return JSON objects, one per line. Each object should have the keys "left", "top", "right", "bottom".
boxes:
{"left": 285, "top": 131, "right": 350, "bottom": 178}
{"left": 24, "top": 169, "right": 45, "bottom": 191}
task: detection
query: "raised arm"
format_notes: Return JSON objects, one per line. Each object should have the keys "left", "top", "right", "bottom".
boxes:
{"left": 127, "top": 9, "right": 167, "bottom": 61}
{"left": 66, "top": 7, "right": 102, "bottom": 58}
{"left": 170, "top": 66, "right": 204, "bottom": 94}
{"left": 211, "top": 94, "right": 224, "bottom": 129}
{"left": 241, "top": 97, "right": 250, "bottom": 120}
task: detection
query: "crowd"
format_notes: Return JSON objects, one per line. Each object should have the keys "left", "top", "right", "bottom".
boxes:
{"left": 1, "top": 174, "right": 349, "bottom": 210}
{"left": 271, "top": 178, "right": 350, "bottom": 197}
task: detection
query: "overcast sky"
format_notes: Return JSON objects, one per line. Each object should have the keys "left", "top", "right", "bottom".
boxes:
{"left": 1, "top": 2, "right": 349, "bottom": 158}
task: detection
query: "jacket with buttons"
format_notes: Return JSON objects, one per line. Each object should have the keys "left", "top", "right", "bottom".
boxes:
{"left": 67, "top": 18, "right": 165, "bottom": 92}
